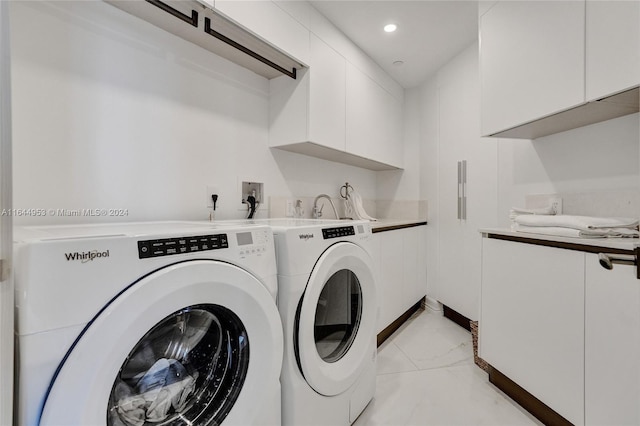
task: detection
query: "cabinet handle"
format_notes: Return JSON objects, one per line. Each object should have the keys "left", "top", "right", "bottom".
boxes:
{"left": 598, "top": 249, "right": 639, "bottom": 279}
{"left": 461, "top": 160, "right": 467, "bottom": 220}
{"left": 457, "top": 161, "right": 462, "bottom": 220}
{"left": 146, "top": 0, "right": 199, "bottom": 27}
{"left": 204, "top": 17, "right": 297, "bottom": 79}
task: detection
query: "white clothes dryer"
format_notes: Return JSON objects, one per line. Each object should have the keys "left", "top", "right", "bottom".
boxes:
{"left": 224, "top": 219, "right": 378, "bottom": 425}
{"left": 14, "top": 221, "right": 282, "bottom": 426}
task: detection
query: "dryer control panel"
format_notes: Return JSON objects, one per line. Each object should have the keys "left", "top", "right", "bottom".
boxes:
{"left": 137, "top": 234, "right": 228, "bottom": 259}
{"left": 322, "top": 226, "right": 355, "bottom": 239}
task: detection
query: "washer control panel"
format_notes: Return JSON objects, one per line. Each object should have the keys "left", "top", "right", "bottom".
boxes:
{"left": 322, "top": 226, "right": 355, "bottom": 239}
{"left": 237, "top": 229, "right": 270, "bottom": 257}
{"left": 138, "top": 234, "right": 228, "bottom": 259}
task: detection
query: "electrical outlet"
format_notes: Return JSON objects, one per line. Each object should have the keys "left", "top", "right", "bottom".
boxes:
{"left": 206, "top": 186, "right": 219, "bottom": 208}
{"left": 549, "top": 197, "right": 563, "bottom": 215}
{"left": 285, "top": 199, "right": 294, "bottom": 217}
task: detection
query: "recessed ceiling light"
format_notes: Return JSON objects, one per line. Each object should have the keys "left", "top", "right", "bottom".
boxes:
{"left": 393, "top": 60, "right": 404, "bottom": 66}
{"left": 384, "top": 24, "right": 397, "bottom": 33}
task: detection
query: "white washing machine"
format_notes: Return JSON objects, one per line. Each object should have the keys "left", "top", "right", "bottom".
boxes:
{"left": 226, "top": 219, "right": 378, "bottom": 425}
{"left": 14, "top": 221, "right": 283, "bottom": 426}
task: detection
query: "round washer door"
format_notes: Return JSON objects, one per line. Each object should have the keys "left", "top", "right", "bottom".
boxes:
{"left": 296, "top": 242, "right": 377, "bottom": 396}
{"left": 40, "top": 260, "right": 283, "bottom": 426}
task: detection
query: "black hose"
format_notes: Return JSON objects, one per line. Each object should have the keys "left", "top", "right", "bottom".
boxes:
{"left": 247, "top": 195, "right": 256, "bottom": 219}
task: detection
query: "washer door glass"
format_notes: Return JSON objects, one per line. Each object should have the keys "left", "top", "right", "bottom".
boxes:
{"left": 107, "top": 304, "right": 248, "bottom": 426}
{"left": 314, "top": 269, "right": 362, "bottom": 363}
{"left": 38, "top": 260, "right": 282, "bottom": 426}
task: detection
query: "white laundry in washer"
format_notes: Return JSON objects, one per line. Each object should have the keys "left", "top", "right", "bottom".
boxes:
{"left": 219, "top": 218, "right": 378, "bottom": 425}
{"left": 14, "top": 221, "right": 282, "bottom": 426}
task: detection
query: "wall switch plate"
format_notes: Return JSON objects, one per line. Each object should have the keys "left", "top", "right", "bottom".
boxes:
{"left": 285, "top": 199, "right": 294, "bottom": 217}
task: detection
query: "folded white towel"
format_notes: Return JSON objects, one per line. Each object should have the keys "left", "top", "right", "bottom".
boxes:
{"left": 346, "top": 189, "right": 377, "bottom": 221}
{"left": 514, "top": 214, "right": 638, "bottom": 231}
{"left": 511, "top": 206, "right": 557, "bottom": 215}
{"left": 513, "top": 224, "right": 639, "bottom": 239}
{"left": 509, "top": 205, "right": 556, "bottom": 228}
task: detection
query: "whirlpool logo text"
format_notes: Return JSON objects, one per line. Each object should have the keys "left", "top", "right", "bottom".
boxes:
{"left": 298, "top": 233, "right": 314, "bottom": 240}
{"left": 64, "top": 249, "right": 110, "bottom": 263}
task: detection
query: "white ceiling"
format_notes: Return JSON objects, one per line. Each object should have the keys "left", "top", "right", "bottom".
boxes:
{"left": 309, "top": 1, "right": 479, "bottom": 88}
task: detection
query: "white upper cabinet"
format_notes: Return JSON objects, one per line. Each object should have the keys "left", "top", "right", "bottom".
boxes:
{"left": 269, "top": 33, "right": 347, "bottom": 153}
{"left": 308, "top": 34, "right": 346, "bottom": 151}
{"left": 480, "top": 0, "right": 639, "bottom": 139}
{"left": 270, "top": 35, "right": 403, "bottom": 171}
{"left": 480, "top": 1, "right": 586, "bottom": 137}
{"left": 586, "top": 0, "right": 640, "bottom": 101}
{"left": 346, "top": 62, "right": 403, "bottom": 169}
{"left": 214, "top": 0, "right": 310, "bottom": 64}
{"left": 266, "top": 1, "right": 404, "bottom": 170}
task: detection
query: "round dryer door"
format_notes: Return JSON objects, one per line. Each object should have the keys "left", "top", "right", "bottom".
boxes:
{"left": 296, "top": 242, "right": 377, "bottom": 396}
{"left": 39, "top": 260, "right": 283, "bottom": 426}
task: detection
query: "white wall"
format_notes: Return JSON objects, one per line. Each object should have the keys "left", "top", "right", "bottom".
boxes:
{"left": 497, "top": 113, "right": 640, "bottom": 226}
{"left": 10, "top": 1, "right": 377, "bottom": 225}
{"left": 418, "top": 50, "right": 639, "bottom": 231}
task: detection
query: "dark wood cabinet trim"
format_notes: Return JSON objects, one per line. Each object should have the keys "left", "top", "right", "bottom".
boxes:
{"left": 372, "top": 222, "right": 427, "bottom": 233}
{"left": 486, "top": 233, "right": 635, "bottom": 255}
{"left": 377, "top": 298, "right": 424, "bottom": 347}
{"left": 489, "top": 366, "right": 573, "bottom": 426}
{"left": 442, "top": 304, "right": 471, "bottom": 331}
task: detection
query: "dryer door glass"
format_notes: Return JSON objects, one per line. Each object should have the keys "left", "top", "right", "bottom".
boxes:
{"left": 107, "top": 304, "right": 249, "bottom": 426}
{"left": 314, "top": 269, "right": 362, "bottom": 363}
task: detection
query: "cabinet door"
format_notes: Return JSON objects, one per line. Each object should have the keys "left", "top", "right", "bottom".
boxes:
{"left": 585, "top": 253, "right": 640, "bottom": 425}
{"left": 346, "top": 62, "right": 403, "bottom": 167}
{"left": 480, "top": 0, "right": 585, "bottom": 136}
{"left": 214, "top": 0, "right": 309, "bottom": 64}
{"left": 480, "top": 239, "right": 585, "bottom": 425}
{"left": 269, "top": 35, "right": 346, "bottom": 151}
{"left": 414, "top": 226, "right": 428, "bottom": 306}
{"left": 308, "top": 34, "right": 346, "bottom": 152}
{"left": 400, "top": 228, "right": 420, "bottom": 313}
{"left": 586, "top": 0, "right": 640, "bottom": 101}
{"left": 377, "top": 231, "right": 405, "bottom": 333}
{"left": 435, "top": 44, "right": 497, "bottom": 321}
{"left": 370, "top": 234, "right": 383, "bottom": 334}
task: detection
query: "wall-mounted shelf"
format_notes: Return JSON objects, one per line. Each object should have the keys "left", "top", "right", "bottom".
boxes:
{"left": 271, "top": 142, "right": 402, "bottom": 172}
{"left": 488, "top": 86, "right": 639, "bottom": 139}
{"left": 105, "top": 0, "right": 304, "bottom": 80}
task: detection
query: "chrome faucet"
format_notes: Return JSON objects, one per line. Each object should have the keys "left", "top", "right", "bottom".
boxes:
{"left": 312, "top": 194, "right": 339, "bottom": 219}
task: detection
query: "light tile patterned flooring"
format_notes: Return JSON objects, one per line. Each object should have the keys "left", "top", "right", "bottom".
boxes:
{"left": 354, "top": 308, "right": 542, "bottom": 426}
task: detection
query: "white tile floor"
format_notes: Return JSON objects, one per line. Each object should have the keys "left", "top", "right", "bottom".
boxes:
{"left": 354, "top": 308, "right": 542, "bottom": 426}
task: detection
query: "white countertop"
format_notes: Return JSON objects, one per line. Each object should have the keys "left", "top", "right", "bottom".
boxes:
{"left": 480, "top": 228, "right": 639, "bottom": 252}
